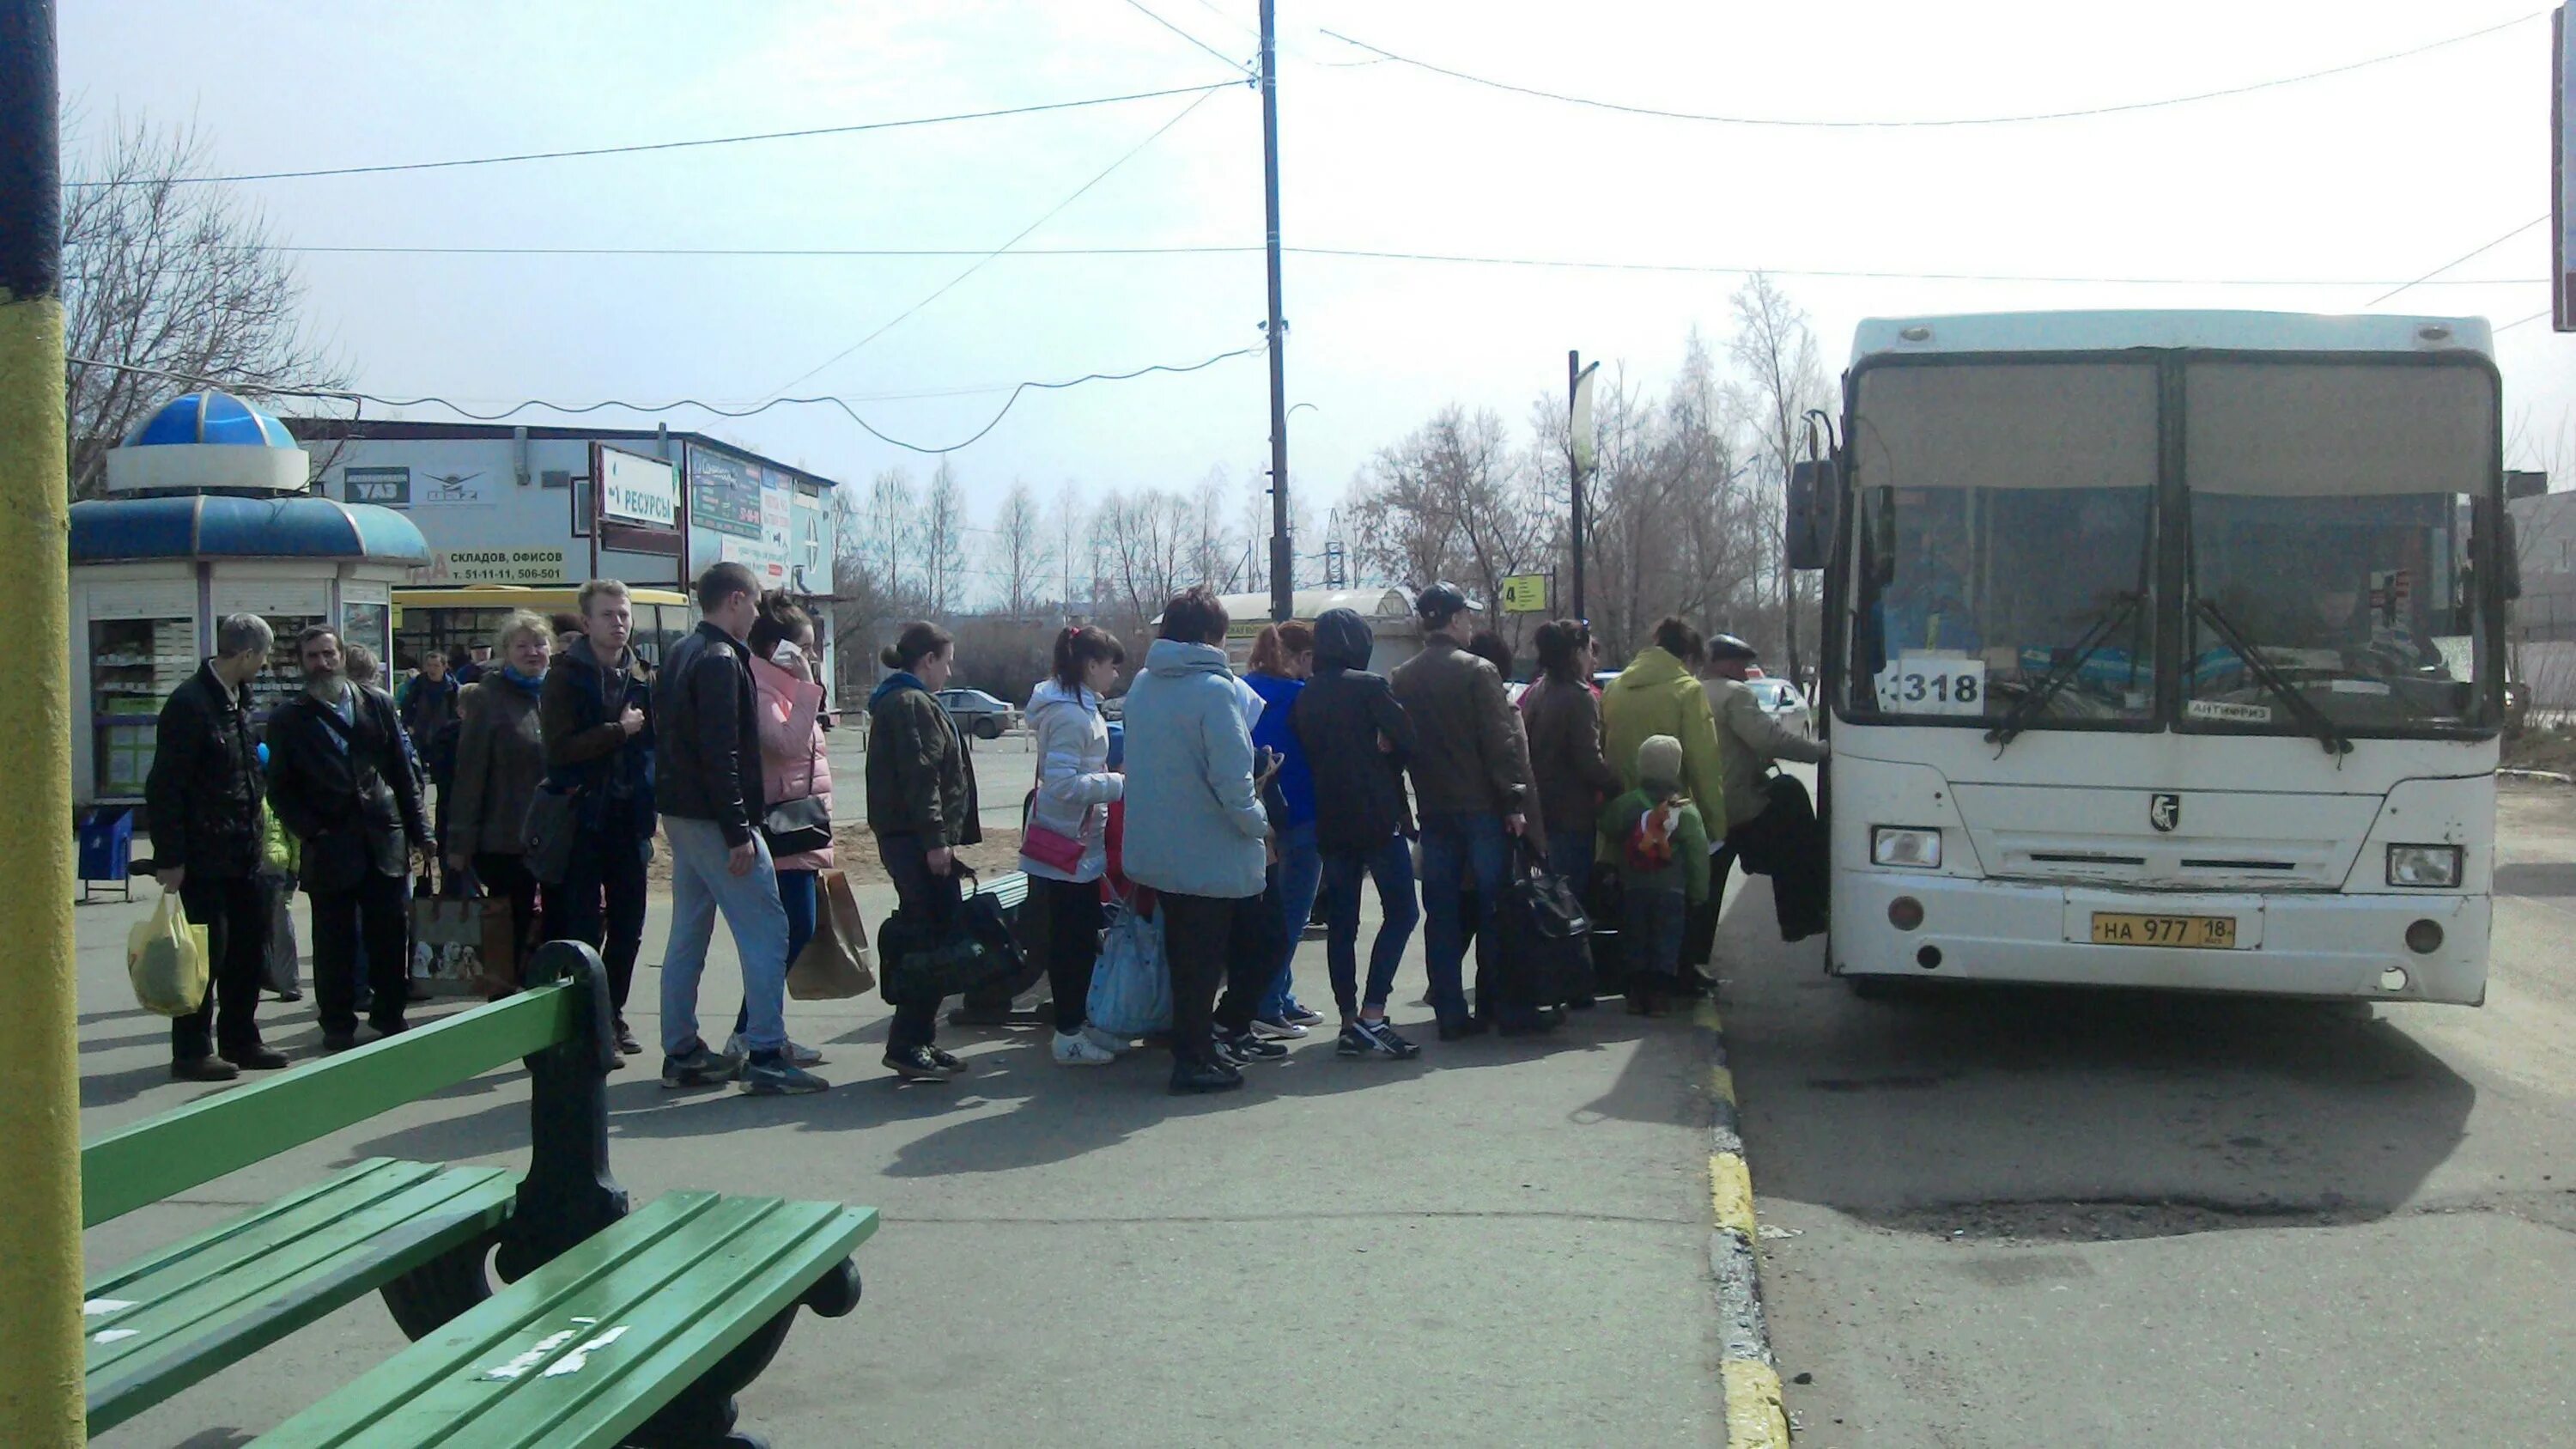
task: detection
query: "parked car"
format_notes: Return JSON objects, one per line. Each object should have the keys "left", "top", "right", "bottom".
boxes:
{"left": 1745, "top": 676, "right": 1814, "bottom": 739}
{"left": 936, "top": 687, "right": 1019, "bottom": 740}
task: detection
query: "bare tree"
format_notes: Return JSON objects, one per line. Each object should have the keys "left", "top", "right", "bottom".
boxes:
{"left": 865, "top": 466, "right": 918, "bottom": 613}
{"left": 1730, "top": 274, "right": 1832, "bottom": 681}
{"left": 919, "top": 459, "right": 969, "bottom": 615}
{"left": 63, "top": 115, "right": 347, "bottom": 498}
{"left": 991, "top": 478, "right": 1053, "bottom": 619}
{"left": 1188, "top": 466, "right": 1242, "bottom": 592}
{"left": 1094, "top": 488, "right": 1193, "bottom": 630}
{"left": 1051, "top": 479, "right": 1090, "bottom": 616}
{"left": 1346, "top": 405, "right": 1551, "bottom": 644}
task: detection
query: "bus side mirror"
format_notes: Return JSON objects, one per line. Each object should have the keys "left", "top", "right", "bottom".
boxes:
{"left": 1786, "top": 458, "right": 1837, "bottom": 571}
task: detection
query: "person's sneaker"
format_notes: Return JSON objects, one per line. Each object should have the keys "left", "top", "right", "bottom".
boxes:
{"left": 613, "top": 1020, "right": 643, "bottom": 1056}
{"left": 726, "top": 1031, "right": 825, "bottom": 1068}
{"left": 883, "top": 1044, "right": 963, "bottom": 1083}
{"left": 171, "top": 1056, "right": 239, "bottom": 1082}
{"left": 1053, "top": 1030, "right": 1119, "bottom": 1066}
{"left": 660, "top": 1042, "right": 738, "bottom": 1089}
{"left": 927, "top": 1046, "right": 969, "bottom": 1075}
{"left": 1357, "top": 1017, "right": 1422, "bottom": 1059}
{"left": 1336, "top": 1023, "right": 1373, "bottom": 1056}
{"left": 1170, "top": 1057, "right": 1246, "bottom": 1094}
{"left": 1248, "top": 1015, "right": 1308, "bottom": 1040}
{"left": 1217, "top": 1028, "right": 1289, "bottom": 1063}
{"left": 221, "top": 1044, "right": 290, "bottom": 1070}
{"left": 740, "top": 1054, "right": 829, "bottom": 1095}
{"left": 1281, "top": 1001, "right": 1325, "bottom": 1028}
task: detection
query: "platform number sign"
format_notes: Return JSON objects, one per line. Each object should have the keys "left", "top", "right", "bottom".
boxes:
{"left": 1874, "top": 654, "right": 1986, "bottom": 716}
{"left": 343, "top": 466, "right": 410, "bottom": 507}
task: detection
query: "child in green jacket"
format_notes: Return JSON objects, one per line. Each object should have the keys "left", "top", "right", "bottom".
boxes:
{"left": 1599, "top": 734, "right": 1710, "bottom": 1015}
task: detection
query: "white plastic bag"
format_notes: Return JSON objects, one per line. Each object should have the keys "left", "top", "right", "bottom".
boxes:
{"left": 1085, "top": 901, "right": 1171, "bottom": 1038}
{"left": 128, "top": 892, "right": 210, "bottom": 1018}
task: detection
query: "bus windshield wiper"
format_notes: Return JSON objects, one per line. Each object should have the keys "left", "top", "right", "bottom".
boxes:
{"left": 2190, "top": 598, "right": 2352, "bottom": 758}
{"left": 1985, "top": 592, "right": 2141, "bottom": 753}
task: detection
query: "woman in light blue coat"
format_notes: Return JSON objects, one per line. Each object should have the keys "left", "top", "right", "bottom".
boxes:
{"left": 1121, "top": 588, "right": 1279, "bottom": 1093}
{"left": 1018, "top": 626, "right": 1128, "bottom": 1066}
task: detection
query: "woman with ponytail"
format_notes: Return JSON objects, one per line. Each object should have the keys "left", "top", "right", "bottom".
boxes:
{"left": 864, "top": 620, "right": 977, "bottom": 1081}
{"left": 1019, "top": 624, "right": 1128, "bottom": 1065}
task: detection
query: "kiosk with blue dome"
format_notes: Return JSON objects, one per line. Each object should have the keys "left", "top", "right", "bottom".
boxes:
{"left": 70, "top": 392, "right": 428, "bottom": 806}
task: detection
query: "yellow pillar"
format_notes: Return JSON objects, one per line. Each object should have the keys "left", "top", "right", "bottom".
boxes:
{"left": 0, "top": 2, "right": 88, "bottom": 1443}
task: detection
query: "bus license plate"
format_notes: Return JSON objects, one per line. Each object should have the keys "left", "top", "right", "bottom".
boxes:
{"left": 2090, "top": 912, "right": 2239, "bottom": 949}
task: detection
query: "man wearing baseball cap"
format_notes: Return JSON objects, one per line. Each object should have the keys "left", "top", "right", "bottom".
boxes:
{"left": 1389, "top": 581, "right": 1544, "bottom": 1038}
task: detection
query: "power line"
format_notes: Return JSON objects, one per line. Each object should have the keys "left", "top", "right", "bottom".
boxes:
{"left": 64, "top": 81, "right": 1245, "bottom": 186}
{"left": 1117, "top": 0, "right": 1254, "bottom": 76}
{"left": 68, "top": 342, "right": 1264, "bottom": 455}
{"left": 765, "top": 86, "right": 1232, "bottom": 398}
{"left": 240, "top": 238, "right": 2548, "bottom": 287}
{"left": 1317, "top": 10, "right": 2543, "bottom": 128}
{"left": 2495, "top": 307, "right": 2554, "bottom": 333}
{"left": 2365, "top": 214, "right": 2549, "bottom": 306}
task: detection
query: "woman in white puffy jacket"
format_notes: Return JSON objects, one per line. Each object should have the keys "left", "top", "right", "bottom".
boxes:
{"left": 1019, "top": 625, "right": 1129, "bottom": 1065}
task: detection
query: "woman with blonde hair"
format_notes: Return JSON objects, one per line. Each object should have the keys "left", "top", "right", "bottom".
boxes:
{"left": 447, "top": 609, "right": 553, "bottom": 989}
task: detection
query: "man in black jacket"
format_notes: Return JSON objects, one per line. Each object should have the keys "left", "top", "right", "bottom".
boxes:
{"left": 265, "top": 624, "right": 434, "bottom": 1051}
{"left": 145, "top": 613, "right": 289, "bottom": 1080}
{"left": 1291, "top": 608, "right": 1424, "bottom": 1058}
{"left": 652, "top": 563, "right": 821, "bottom": 1096}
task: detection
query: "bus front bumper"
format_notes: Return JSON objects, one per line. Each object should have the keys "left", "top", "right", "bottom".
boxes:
{"left": 1831, "top": 872, "right": 2488, "bottom": 1004}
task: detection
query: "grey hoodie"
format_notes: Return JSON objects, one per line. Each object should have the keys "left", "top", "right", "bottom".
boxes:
{"left": 1119, "top": 637, "right": 1270, "bottom": 898}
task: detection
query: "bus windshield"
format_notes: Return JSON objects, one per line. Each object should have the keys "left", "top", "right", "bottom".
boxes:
{"left": 2182, "top": 361, "right": 2491, "bottom": 734}
{"left": 1847, "top": 361, "right": 2160, "bottom": 727}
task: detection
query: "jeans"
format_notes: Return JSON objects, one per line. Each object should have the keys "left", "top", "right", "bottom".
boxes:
{"left": 1160, "top": 891, "right": 1272, "bottom": 1066}
{"left": 310, "top": 870, "right": 410, "bottom": 1036}
{"left": 738, "top": 868, "right": 819, "bottom": 1039}
{"left": 1623, "top": 886, "right": 1688, "bottom": 986}
{"left": 660, "top": 817, "right": 790, "bottom": 1057}
{"left": 1319, "top": 831, "right": 1419, "bottom": 1019}
{"left": 1418, "top": 811, "right": 1510, "bottom": 1026}
{"left": 541, "top": 822, "right": 648, "bottom": 1019}
{"left": 470, "top": 851, "right": 539, "bottom": 991}
{"left": 174, "top": 874, "right": 270, "bottom": 1061}
{"left": 1025, "top": 874, "right": 1106, "bottom": 1033}
{"left": 877, "top": 833, "right": 959, "bottom": 1053}
{"left": 1544, "top": 827, "right": 1595, "bottom": 886}
{"left": 1259, "top": 820, "right": 1322, "bottom": 1019}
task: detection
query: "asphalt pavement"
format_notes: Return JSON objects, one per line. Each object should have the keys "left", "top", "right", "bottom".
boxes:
{"left": 76, "top": 860, "right": 1726, "bottom": 1446}
{"left": 1727, "top": 781, "right": 2576, "bottom": 1447}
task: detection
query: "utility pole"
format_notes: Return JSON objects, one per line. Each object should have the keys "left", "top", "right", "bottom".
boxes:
{"left": 1567, "top": 350, "right": 1598, "bottom": 620}
{"left": 0, "top": 3, "right": 86, "bottom": 1443}
{"left": 1261, "top": 0, "right": 1291, "bottom": 623}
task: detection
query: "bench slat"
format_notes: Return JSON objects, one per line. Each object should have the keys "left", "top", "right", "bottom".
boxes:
{"left": 86, "top": 1160, "right": 517, "bottom": 1434}
{"left": 82, "top": 984, "right": 574, "bottom": 1227}
{"left": 254, "top": 1192, "right": 878, "bottom": 1449}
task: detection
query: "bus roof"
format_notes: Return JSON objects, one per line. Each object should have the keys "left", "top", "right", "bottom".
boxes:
{"left": 393, "top": 585, "right": 691, "bottom": 610}
{"left": 1850, "top": 309, "right": 2494, "bottom": 366}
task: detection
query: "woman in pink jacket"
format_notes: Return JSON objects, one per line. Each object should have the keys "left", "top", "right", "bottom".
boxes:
{"left": 726, "top": 592, "right": 833, "bottom": 1066}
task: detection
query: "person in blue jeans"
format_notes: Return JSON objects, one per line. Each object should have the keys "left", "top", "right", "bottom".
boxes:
{"left": 1244, "top": 622, "right": 1324, "bottom": 1037}
{"left": 1292, "top": 607, "right": 1424, "bottom": 1059}
{"left": 1390, "top": 584, "right": 1542, "bottom": 1038}
{"left": 651, "top": 562, "right": 819, "bottom": 1095}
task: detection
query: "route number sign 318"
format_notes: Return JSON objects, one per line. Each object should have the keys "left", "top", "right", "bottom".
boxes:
{"left": 1874, "top": 655, "right": 1986, "bottom": 715}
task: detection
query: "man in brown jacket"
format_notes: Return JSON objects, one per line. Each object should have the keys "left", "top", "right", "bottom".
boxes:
{"left": 1390, "top": 582, "right": 1539, "bottom": 1038}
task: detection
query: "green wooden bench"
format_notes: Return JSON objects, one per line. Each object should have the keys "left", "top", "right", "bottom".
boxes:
{"left": 82, "top": 941, "right": 877, "bottom": 1447}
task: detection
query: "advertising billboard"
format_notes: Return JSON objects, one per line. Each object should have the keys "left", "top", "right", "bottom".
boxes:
{"left": 687, "top": 447, "right": 764, "bottom": 538}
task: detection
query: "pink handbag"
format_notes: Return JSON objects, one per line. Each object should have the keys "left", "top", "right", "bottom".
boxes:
{"left": 1021, "top": 819, "right": 1087, "bottom": 874}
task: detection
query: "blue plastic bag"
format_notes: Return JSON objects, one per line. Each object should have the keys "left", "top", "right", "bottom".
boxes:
{"left": 1086, "top": 901, "right": 1171, "bottom": 1038}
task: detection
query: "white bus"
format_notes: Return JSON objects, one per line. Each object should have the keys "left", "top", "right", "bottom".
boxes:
{"left": 1789, "top": 311, "right": 2511, "bottom": 1003}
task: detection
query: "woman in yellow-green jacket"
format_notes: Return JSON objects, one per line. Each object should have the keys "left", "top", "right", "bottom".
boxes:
{"left": 1598, "top": 614, "right": 1728, "bottom": 869}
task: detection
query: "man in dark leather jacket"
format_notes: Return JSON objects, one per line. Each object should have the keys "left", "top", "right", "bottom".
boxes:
{"left": 265, "top": 624, "right": 433, "bottom": 1051}
{"left": 145, "top": 613, "right": 289, "bottom": 1080}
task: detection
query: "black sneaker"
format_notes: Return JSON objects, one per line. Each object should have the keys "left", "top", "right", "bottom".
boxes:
{"left": 661, "top": 1041, "right": 737, "bottom": 1089}
{"left": 1335, "top": 1023, "right": 1372, "bottom": 1056}
{"left": 1357, "top": 1017, "right": 1422, "bottom": 1059}
{"left": 1171, "top": 1057, "right": 1246, "bottom": 1094}
{"left": 740, "top": 1054, "right": 829, "bottom": 1095}
{"left": 613, "top": 1020, "right": 644, "bottom": 1056}
{"left": 926, "top": 1046, "right": 968, "bottom": 1075}
{"left": 1281, "top": 1001, "right": 1325, "bottom": 1028}
{"left": 884, "top": 1045, "right": 963, "bottom": 1083}
{"left": 1217, "top": 1029, "right": 1288, "bottom": 1063}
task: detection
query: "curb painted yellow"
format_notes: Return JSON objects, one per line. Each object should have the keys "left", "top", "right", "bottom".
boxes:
{"left": 0, "top": 295, "right": 85, "bottom": 1446}
{"left": 1708, "top": 1063, "right": 1737, "bottom": 1107}
{"left": 1710, "top": 1150, "right": 1759, "bottom": 1241}
{"left": 1694, "top": 998, "right": 1724, "bottom": 1032}
{"left": 1722, "top": 1360, "right": 1792, "bottom": 1449}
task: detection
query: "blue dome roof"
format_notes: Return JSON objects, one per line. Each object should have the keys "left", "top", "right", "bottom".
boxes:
{"left": 70, "top": 495, "right": 430, "bottom": 565}
{"left": 121, "top": 392, "right": 299, "bottom": 449}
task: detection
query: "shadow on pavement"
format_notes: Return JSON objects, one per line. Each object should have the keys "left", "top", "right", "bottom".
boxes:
{"left": 2494, "top": 861, "right": 2576, "bottom": 898}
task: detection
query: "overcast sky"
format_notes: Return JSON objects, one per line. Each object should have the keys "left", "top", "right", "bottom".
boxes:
{"left": 61, "top": 0, "right": 2576, "bottom": 536}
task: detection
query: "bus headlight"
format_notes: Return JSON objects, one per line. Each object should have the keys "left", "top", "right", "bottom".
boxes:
{"left": 2385, "top": 844, "right": 2461, "bottom": 888}
{"left": 1872, "top": 827, "right": 1942, "bottom": 870}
